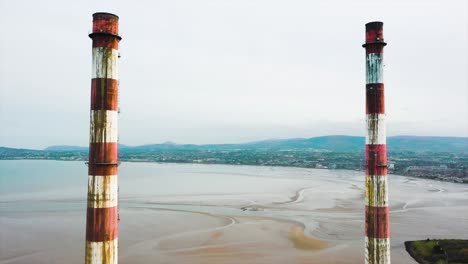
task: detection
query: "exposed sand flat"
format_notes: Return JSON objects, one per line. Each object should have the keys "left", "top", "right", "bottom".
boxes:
{"left": 120, "top": 213, "right": 331, "bottom": 264}
{"left": 1, "top": 161, "right": 467, "bottom": 263}
{"left": 289, "top": 225, "right": 328, "bottom": 250}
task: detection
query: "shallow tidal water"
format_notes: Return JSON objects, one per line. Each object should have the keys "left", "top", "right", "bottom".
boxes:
{"left": 1, "top": 160, "right": 467, "bottom": 263}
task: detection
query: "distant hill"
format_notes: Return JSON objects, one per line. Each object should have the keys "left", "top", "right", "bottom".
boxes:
{"left": 0, "top": 146, "right": 44, "bottom": 159}
{"left": 120, "top": 135, "right": 468, "bottom": 153}
{"left": 44, "top": 145, "right": 88, "bottom": 151}
{"left": 119, "top": 135, "right": 363, "bottom": 152}
{"left": 388, "top": 136, "right": 468, "bottom": 152}
{"left": 44, "top": 144, "right": 131, "bottom": 151}
{"left": 242, "top": 135, "right": 364, "bottom": 151}
{"left": 2, "top": 136, "right": 467, "bottom": 153}
{"left": 0, "top": 147, "right": 41, "bottom": 153}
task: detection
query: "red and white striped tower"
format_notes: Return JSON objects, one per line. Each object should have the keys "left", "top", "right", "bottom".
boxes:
{"left": 85, "top": 12, "right": 121, "bottom": 264}
{"left": 363, "top": 21, "right": 390, "bottom": 264}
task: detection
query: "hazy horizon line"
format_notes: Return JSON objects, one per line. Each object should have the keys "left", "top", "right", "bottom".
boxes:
{"left": 2, "top": 134, "right": 468, "bottom": 150}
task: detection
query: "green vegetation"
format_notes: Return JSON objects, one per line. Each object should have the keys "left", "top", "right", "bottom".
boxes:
{"left": 1, "top": 135, "right": 467, "bottom": 183}
{"left": 405, "top": 239, "right": 468, "bottom": 264}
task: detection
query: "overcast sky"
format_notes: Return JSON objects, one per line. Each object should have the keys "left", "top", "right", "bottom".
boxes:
{"left": 0, "top": 0, "right": 467, "bottom": 149}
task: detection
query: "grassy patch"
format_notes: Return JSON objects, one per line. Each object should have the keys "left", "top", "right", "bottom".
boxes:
{"left": 405, "top": 239, "right": 468, "bottom": 264}
{"left": 413, "top": 240, "right": 439, "bottom": 257}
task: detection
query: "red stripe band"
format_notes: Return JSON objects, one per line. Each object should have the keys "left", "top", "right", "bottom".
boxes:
{"left": 365, "top": 205, "right": 389, "bottom": 238}
{"left": 366, "top": 30, "right": 383, "bottom": 43}
{"left": 92, "top": 16, "right": 119, "bottom": 36}
{"left": 365, "top": 45, "right": 384, "bottom": 54}
{"left": 91, "top": 79, "right": 119, "bottom": 111}
{"left": 89, "top": 142, "right": 118, "bottom": 163}
{"left": 92, "top": 36, "right": 119, "bottom": 49}
{"left": 365, "top": 22, "right": 383, "bottom": 43}
{"left": 86, "top": 207, "right": 118, "bottom": 241}
{"left": 364, "top": 22, "right": 386, "bottom": 54}
{"left": 366, "top": 84, "right": 385, "bottom": 114}
{"left": 365, "top": 144, "right": 387, "bottom": 175}
{"left": 89, "top": 164, "right": 118, "bottom": 176}
{"left": 88, "top": 142, "right": 118, "bottom": 175}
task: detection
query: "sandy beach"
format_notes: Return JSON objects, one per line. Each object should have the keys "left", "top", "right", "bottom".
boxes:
{"left": 1, "top": 161, "right": 467, "bottom": 263}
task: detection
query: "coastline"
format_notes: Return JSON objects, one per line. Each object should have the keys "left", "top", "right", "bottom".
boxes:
{"left": 2, "top": 161, "right": 468, "bottom": 263}
{"left": 1, "top": 157, "right": 465, "bottom": 185}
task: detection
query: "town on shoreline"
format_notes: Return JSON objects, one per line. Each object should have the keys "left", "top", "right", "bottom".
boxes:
{"left": 1, "top": 147, "right": 466, "bottom": 184}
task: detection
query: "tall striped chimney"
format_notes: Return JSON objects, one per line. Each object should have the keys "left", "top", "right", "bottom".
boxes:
{"left": 85, "top": 12, "right": 121, "bottom": 264}
{"left": 363, "top": 21, "right": 390, "bottom": 264}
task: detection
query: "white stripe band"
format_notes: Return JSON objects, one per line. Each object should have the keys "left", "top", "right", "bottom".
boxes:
{"left": 87, "top": 175, "right": 118, "bottom": 208}
{"left": 365, "top": 236, "right": 391, "bottom": 264}
{"left": 366, "top": 53, "right": 384, "bottom": 84}
{"left": 365, "top": 175, "right": 388, "bottom": 207}
{"left": 85, "top": 239, "right": 118, "bottom": 264}
{"left": 366, "top": 114, "right": 386, "bottom": 145}
{"left": 90, "top": 110, "right": 118, "bottom": 143}
{"left": 92, "top": 47, "right": 119, "bottom": 79}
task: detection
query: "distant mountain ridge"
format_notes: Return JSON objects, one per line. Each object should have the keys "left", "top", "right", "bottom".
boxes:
{"left": 388, "top": 136, "right": 468, "bottom": 152}
{"left": 44, "top": 145, "right": 89, "bottom": 151}
{"left": 2, "top": 136, "right": 467, "bottom": 153}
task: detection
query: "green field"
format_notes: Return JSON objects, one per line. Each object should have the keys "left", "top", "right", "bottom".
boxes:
{"left": 405, "top": 239, "right": 468, "bottom": 264}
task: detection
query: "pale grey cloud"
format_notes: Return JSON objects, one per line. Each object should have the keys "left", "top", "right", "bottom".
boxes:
{"left": 0, "top": 0, "right": 467, "bottom": 148}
